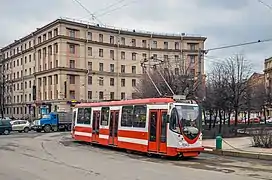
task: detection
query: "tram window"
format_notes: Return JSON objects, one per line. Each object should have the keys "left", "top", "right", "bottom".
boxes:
{"left": 149, "top": 112, "right": 157, "bottom": 142}
{"left": 77, "top": 108, "right": 91, "bottom": 124}
{"left": 100, "top": 107, "right": 109, "bottom": 126}
{"left": 133, "top": 105, "right": 146, "bottom": 128}
{"left": 121, "top": 106, "right": 133, "bottom": 127}
{"left": 169, "top": 108, "right": 180, "bottom": 133}
{"left": 160, "top": 112, "right": 167, "bottom": 143}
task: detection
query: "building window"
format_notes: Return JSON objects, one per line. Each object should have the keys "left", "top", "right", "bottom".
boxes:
{"left": 88, "top": 47, "right": 92, "bottom": 56}
{"left": 121, "top": 51, "right": 125, "bottom": 60}
{"left": 110, "top": 78, "right": 114, "bottom": 86}
{"left": 70, "top": 75, "right": 75, "bottom": 84}
{"left": 48, "top": 45, "right": 52, "bottom": 55}
{"left": 88, "top": 62, "right": 92, "bottom": 70}
{"left": 99, "top": 49, "right": 103, "bottom": 57}
{"left": 175, "top": 68, "right": 179, "bottom": 75}
{"left": 69, "top": 30, "right": 76, "bottom": 38}
{"left": 43, "top": 34, "right": 46, "bottom": 41}
{"left": 121, "top": 79, "right": 125, "bottom": 87}
{"left": 189, "top": 43, "right": 196, "bottom": 50}
{"left": 121, "top": 92, "right": 125, "bottom": 100}
{"left": 142, "top": 40, "right": 147, "bottom": 48}
{"left": 110, "top": 50, "right": 114, "bottom": 59}
{"left": 69, "top": 44, "right": 75, "bottom": 54}
{"left": 99, "top": 91, "right": 104, "bottom": 100}
{"left": 54, "top": 43, "right": 58, "bottom": 53}
{"left": 29, "top": 54, "right": 31, "bottom": 62}
{"left": 99, "top": 34, "right": 103, "bottom": 42}
{"left": 69, "top": 90, "right": 75, "bottom": 99}
{"left": 54, "top": 28, "right": 58, "bottom": 36}
{"left": 164, "top": 42, "right": 168, "bottom": 49}
{"left": 48, "top": 31, "right": 52, "bottom": 39}
{"left": 88, "top": 76, "right": 92, "bottom": 85}
{"left": 132, "top": 79, "right": 136, "bottom": 87}
{"left": 175, "top": 42, "right": 179, "bottom": 50}
{"left": 132, "top": 66, "right": 136, "bottom": 74}
{"left": 132, "top": 53, "right": 136, "bottom": 60}
{"left": 142, "top": 53, "right": 147, "bottom": 60}
{"left": 110, "top": 36, "right": 114, "bottom": 44}
{"left": 49, "top": 76, "right": 52, "bottom": 85}
{"left": 88, "top": 91, "right": 92, "bottom": 99}
{"left": 121, "top": 37, "right": 125, "bottom": 45}
{"left": 110, "top": 92, "right": 114, "bottom": 100}
{"left": 55, "top": 59, "right": 58, "bottom": 67}
{"left": 121, "top": 65, "right": 125, "bottom": 73}
{"left": 87, "top": 32, "right": 92, "bottom": 40}
{"left": 99, "top": 77, "right": 104, "bottom": 86}
{"left": 131, "top": 39, "right": 136, "bottom": 46}
{"left": 99, "top": 63, "right": 103, "bottom": 71}
{"left": 153, "top": 41, "right": 157, "bottom": 48}
{"left": 190, "top": 55, "right": 195, "bottom": 63}
{"left": 190, "top": 69, "right": 195, "bottom": 75}
{"left": 110, "top": 64, "right": 114, "bottom": 72}
{"left": 164, "top": 55, "right": 168, "bottom": 62}
{"left": 29, "top": 80, "right": 32, "bottom": 88}
{"left": 69, "top": 60, "right": 75, "bottom": 68}
{"left": 175, "top": 55, "right": 179, "bottom": 62}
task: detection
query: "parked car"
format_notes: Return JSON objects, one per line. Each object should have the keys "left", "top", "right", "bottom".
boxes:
{"left": 10, "top": 120, "right": 31, "bottom": 133}
{"left": 0, "top": 120, "right": 12, "bottom": 135}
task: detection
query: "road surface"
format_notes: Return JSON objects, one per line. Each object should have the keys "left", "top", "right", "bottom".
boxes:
{"left": 0, "top": 132, "right": 271, "bottom": 180}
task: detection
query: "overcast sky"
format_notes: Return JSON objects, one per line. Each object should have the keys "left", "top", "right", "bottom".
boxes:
{"left": 0, "top": 0, "right": 272, "bottom": 73}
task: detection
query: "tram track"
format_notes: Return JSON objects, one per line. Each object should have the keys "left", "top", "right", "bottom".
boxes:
{"left": 58, "top": 136, "right": 272, "bottom": 180}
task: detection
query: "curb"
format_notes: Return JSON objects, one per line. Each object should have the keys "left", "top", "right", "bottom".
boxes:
{"left": 203, "top": 147, "right": 272, "bottom": 161}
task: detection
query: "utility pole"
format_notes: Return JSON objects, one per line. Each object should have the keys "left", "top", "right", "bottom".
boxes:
{"left": 198, "top": 48, "right": 203, "bottom": 132}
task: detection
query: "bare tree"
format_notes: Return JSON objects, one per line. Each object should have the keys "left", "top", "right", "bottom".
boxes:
{"left": 205, "top": 55, "right": 252, "bottom": 126}
{"left": 134, "top": 56, "right": 197, "bottom": 99}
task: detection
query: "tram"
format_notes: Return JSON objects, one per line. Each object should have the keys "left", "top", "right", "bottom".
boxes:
{"left": 71, "top": 97, "right": 203, "bottom": 157}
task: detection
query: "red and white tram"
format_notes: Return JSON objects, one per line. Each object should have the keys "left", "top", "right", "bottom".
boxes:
{"left": 71, "top": 98, "right": 203, "bottom": 157}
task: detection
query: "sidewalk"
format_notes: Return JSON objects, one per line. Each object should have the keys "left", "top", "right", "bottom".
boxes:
{"left": 202, "top": 137, "right": 272, "bottom": 160}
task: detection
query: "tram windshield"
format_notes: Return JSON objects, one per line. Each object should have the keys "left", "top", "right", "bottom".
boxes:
{"left": 170, "top": 105, "right": 200, "bottom": 139}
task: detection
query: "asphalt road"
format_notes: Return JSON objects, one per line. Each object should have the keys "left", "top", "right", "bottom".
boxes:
{"left": 0, "top": 132, "right": 271, "bottom": 180}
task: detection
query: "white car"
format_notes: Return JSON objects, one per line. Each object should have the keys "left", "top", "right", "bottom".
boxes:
{"left": 10, "top": 120, "right": 31, "bottom": 133}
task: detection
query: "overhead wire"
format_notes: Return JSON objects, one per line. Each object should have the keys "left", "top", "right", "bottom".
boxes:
{"left": 93, "top": 0, "right": 126, "bottom": 15}
{"left": 257, "top": 0, "right": 272, "bottom": 11}
{"left": 72, "top": 0, "right": 104, "bottom": 25}
{"left": 95, "top": 0, "right": 138, "bottom": 17}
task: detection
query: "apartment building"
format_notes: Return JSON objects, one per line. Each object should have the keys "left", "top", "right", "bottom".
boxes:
{"left": 264, "top": 57, "right": 272, "bottom": 116}
{"left": 0, "top": 18, "right": 206, "bottom": 118}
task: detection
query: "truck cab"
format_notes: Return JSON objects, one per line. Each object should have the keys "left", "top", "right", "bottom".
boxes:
{"left": 33, "top": 112, "right": 72, "bottom": 133}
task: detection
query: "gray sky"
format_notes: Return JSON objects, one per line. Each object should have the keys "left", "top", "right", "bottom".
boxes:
{"left": 0, "top": 0, "right": 271, "bottom": 73}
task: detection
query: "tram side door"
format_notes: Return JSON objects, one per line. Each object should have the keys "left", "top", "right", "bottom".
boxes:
{"left": 109, "top": 110, "right": 119, "bottom": 145}
{"left": 92, "top": 111, "right": 100, "bottom": 142}
{"left": 148, "top": 110, "right": 167, "bottom": 154}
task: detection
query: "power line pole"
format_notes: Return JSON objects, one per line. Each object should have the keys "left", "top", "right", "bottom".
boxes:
{"left": 198, "top": 48, "right": 203, "bottom": 132}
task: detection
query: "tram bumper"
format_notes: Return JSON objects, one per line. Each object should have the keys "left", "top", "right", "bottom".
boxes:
{"left": 177, "top": 147, "right": 204, "bottom": 157}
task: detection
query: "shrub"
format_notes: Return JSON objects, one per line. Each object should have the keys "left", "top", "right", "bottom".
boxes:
{"left": 251, "top": 128, "right": 272, "bottom": 148}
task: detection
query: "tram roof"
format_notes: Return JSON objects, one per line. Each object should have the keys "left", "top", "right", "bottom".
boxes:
{"left": 76, "top": 98, "right": 174, "bottom": 107}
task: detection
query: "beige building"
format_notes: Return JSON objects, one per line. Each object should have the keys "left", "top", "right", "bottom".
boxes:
{"left": 0, "top": 18, "right": 206, "bottom": 118}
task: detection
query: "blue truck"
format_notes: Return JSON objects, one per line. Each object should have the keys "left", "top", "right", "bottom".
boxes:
{"left": 32, "top": 111, "right": 72, "bottom": 133}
